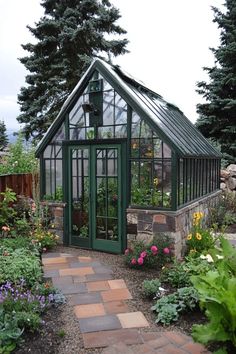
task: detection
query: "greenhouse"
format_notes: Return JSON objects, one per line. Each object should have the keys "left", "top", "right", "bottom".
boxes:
{"left": 36, "top": 59, "right": 221, "bottom": 255}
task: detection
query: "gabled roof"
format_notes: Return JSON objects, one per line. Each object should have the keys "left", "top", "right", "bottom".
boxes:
{"left": 36, "top": 58, "right": 221, "bottom": 157}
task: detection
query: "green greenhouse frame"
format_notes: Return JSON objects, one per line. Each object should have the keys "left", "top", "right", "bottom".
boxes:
{"left": 36, "top": 59, "right": 221, "bottom": 253}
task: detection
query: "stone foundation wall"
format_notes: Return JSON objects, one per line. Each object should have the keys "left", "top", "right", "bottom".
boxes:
{"left": 40, "top": 201, "right": 66, "bottom": 244}
{"left": 220, "top": 164, "right": 236, "bottom": 193}
{"left": 127, "top": 190, "right": 221, "bottom": 258}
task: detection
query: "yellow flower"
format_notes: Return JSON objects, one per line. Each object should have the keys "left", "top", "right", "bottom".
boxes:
{"left": 153, "top": 178, "right": 159, "bottom": 186}
{"left": 196, "top": 233, "right": 202, "bottom": 240}
{"left": 187, "top": 233, "right": 192, "bottom": 240}
{"left": 190, "top": 248, "right": 197, "bottom": 254}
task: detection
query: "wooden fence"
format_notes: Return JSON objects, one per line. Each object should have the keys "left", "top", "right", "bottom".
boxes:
{"left": 0, "top": 173, "right": 39, "bottom": 199}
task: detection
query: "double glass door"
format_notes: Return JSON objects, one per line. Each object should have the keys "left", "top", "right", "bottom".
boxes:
{"left": 69, "top": 144, "right": 124, "bottom": 253}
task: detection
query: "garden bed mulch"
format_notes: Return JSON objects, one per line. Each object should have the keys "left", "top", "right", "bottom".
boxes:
{"left": 14, "top": 246, "right": 213, "bottom": 354}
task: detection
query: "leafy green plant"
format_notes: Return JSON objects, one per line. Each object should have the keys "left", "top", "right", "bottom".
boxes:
{"left": 124, "top": 238, "right": 172, "bottom": 269}
{"left": 0, "top": 249, "right": 42, "bottom": 286}
{"left": 0, "top": 309, "right": 23, "bottom": 354}
{"left": 160, "top": 261, "right": 192, "bottom": 288}
{"left": 142, "top": 279, "right": 161, "bottom": 298}
{"left": 191, "top": 237, "right": 236, "bottom": 349}
{"left": 208, "top": 192, "right": 236, "bottom": 229}
{"left": 0, "top": 188, "right": 17, "bottom": 228}
{"left": 151, "top": 287, "right": 199, "bottom": 325}
{"left": 14, "top": 312, "right": 41, "bottom": 332}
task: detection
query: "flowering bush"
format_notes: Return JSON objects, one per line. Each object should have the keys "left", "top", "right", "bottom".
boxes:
{"left": 124, "top": 239, "right": 172, "bottom": 269}
{"left": 31, "top": 224, "right": 60, "bottom": 252}
{"left": 186, "top": 212, "right": 215, "bottom": 255}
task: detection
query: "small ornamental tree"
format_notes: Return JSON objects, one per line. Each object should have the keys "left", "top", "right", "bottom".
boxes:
{"left": 17, "top": 0, "right": 128, "bottom": 141}
{"left": 196, "top": 0, "right": 236, "bottom": 163}
{"left": 0, "top": 120, "right": 8, "bottom": 151}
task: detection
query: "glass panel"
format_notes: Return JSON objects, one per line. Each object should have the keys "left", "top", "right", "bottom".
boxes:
{"left": 115, "top": 125, "right": 127, "bottom": 138}
{"left": 115, "top": 94, "right": 127, "bottom": 124}
{"left": 140, "top": 138, "right": 153, "bottom": 158}
{"left": 97, "top": 126, "right": 114, "bottom": 139}
{"left": 43, "top": 145, "right": 53, "bottom": 158}
{"left": 153, "top": 139, "right": 162, "bottom": 158}
{"left": 71, "top": 148, "right": 89, "bottom": 238}
{"left": 103, "top": 90, "right": 114, "bottom": 125}
{"left": 55, "top": 160, "right": 62, "bottom": 186}
{"left": 95, "top": 148, "right": 119, "bottom": 241}
{"left": 162, "top": 160, "right": 171, "bottom": 207}
{"left": 51, "top": 123, "right": 65, "bottom": 143}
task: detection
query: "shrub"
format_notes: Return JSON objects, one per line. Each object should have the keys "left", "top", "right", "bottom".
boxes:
{"left": 160, "top": 261, "right": 192, "bottom": 288}
{"left": 208, "top": 192, "right": 236, "bottom": 229}
{"left": 142, "top": 279, "right": 161, "bottom": 298}
{"left": 31, "top": 225, "right": 60, "bottom": 252}
{"left": 124, "top": 237, "right": 172, "bottom": 269}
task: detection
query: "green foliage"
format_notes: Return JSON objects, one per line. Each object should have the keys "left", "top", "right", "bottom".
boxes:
{"left": 191, "top": 237, "right": 236, "bottom": 349}
{"left": 160, "top": 261, "right": 192, "bottom": 288}
{"left": 196, "top": 1, "right": 236, "bottom": 162}
{"left": 0, "top": 120, "right": 8, "bottom": 151}
{"left": 142, "top": 279, "right": 161, "bottom": 298}
{"left": 151, "top": 287, "right": 199, "bottom": 325}
{"left": 0, "top": 237, "right": 34, "bottom": 251}
{"left": 124, "top": 237, "right": 172, "bottom": 269}
{"left": 43, "top": 186, "right": 63, "bottom": 202}
{"left": 0, "top": 309, "right": 22, "bottom": 354}
{"left": 14, "top": 312, "right": 41, "bottom": 332}
{"left": 0, "top": 188, "right": 17, "bottom": 228}
{"left": 17, "top": 0, "right": 128, "bottom": 141}
{"left": 0, "top": 134, "right": 38, "bottom": 175}
{"left": 31, "top": 224, "right": 60, "bottom": 251}
{"left": 0, "top": 248, "right": 42, "bottom": 287}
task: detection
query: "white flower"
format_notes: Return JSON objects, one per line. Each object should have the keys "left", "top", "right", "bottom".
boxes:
{"left": 158, "top": 287, "right": 166, "bottom": 292}
{"left": 200, "top": 255, "right": 207, "bottom": 260}
{"left": 216, "top": 254, "right": 224, "bottom": 260}
{"left": 206, "top": 254, "right": 214, "bottom": 263}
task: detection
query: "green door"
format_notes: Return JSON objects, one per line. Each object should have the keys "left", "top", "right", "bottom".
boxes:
{"left": 68, "top": 143, "right": 125, "bottom": 253}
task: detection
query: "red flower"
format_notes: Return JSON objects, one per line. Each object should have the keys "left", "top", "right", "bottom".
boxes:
{"left": 131, "top": 258, "right": 137, "bottom": 265}
{"left": 137, "top": 257, "right": 144, "bottom": 265}
{"left": 151, "top": 245, "right": 158, "bottom": 255}
{"left": 140, "top": 251, "right": 147, "bottom": 258}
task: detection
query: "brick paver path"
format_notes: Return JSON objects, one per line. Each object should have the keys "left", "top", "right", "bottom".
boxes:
{"left": 42, "top": 252, "right": 210, "bottom": 354}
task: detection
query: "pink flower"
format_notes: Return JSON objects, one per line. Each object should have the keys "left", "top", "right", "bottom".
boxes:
{"left": 151, "top": 245, "right": 158, "bottom": 255}
{"left": 131, "top": 258, "right": 137, "bottom": 265}
{"left": 163, "top": 247, "right": 170, "bottom": 254}
{"left": 125, "top": 249, "right": 130, "bottom": 255}
{"left": 140, "top": 251, "right": 147, "bottom": 258}
{"left": 2, "top": 226, "right": 10, "bottom": 232}
{"left": 137, "top": 257, "right": 144, "bottom": 265}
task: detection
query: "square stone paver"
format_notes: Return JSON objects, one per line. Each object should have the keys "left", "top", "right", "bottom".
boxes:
{"left": 55, "top": 283, "right": 87, "bottom": 295}
{"left": 79, "top": 314, "right": 122, "bottom": 333}
{"left": 78, "top": 256, "right": 93, "bottom": 262}
{"left": 104, "top": 301, "right": 129, "bottom": 314}
{"left": 70, "top": 292, "right": 102, "bottom": 306}
{"left": 43, "top": 263, "right": 69, "bottom": 270}
{"left": 86, "top": 281, "right": 110, "bottom": 292}
{"left": 108, "top": 279, "right": 127, "bottom": 289}
{"left": 59, "top": 267, "right": 94, "bottom": 277}
{"left": 73, "top": 276, "right": 87, "bottom": 283}
{"left": 101, "top": 288, "right": 132, "bottom": 302}
{"left": 94, "top": 266, "right": 113, "bottom": 274}
{"left": 117, "top": 312, "right": 149, "bottom": 329}
{"left": 82, "top": 329, "right": 143, "bottom": 348}
{"left": 42, "top": 257, "right": 68, "bottom": 265}
{"left": 86, "top": 273, "right": 114, "bottom": 282}
{"left": 42, "top": 252, "right": 61, "bottom": 258}
{"left": 74, "top": 303, "right": 106, "bottom": 319}
{"left": 52, "top": 276, "right": 73, "bottom": 286}
{"left": 43, "top": 270, "right": 59, "bottom": 278}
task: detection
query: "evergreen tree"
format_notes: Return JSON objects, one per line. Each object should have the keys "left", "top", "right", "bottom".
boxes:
{"left": 0, "top": 120, "right": 8, "bottom": 151}
{"left": 196, "top": 0, "right": 236, "bottom": 163}
{"left": 18, "top": 0, "right": 128, "bottom": 141}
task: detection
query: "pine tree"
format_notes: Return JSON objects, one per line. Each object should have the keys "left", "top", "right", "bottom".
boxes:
{"left": 0, "top": 120, "right": 8, "bottom": 151}
{"left": 196, "top": 0, "right": 236, "bottom": 163}
{"left": 18, "top": 0, "right": 128, "bottom": 141}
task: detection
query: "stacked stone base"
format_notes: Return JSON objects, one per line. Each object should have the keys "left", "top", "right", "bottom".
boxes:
{"left": 127, "top": 191, "right": 221, "bottom": 258}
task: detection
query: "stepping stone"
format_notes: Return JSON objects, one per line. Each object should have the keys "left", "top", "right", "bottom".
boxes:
{"left": 104, "top": 301, "right": 129, "bottom": 314}
{"left": 43, "top": 263, "right": 69, "bottom": 270}
{"left": 94, "top": 266, "right": 113, "bottom": 274}
{"left": 74, "top": 303, "right": 106, "bottom": 319}
{"left": 117, "top": 312, "right": 149, "bottom": 329}
{"left": 78, "top": 256, "right": 93, "bottom": 262}
{"left": 69, "top": 262, "right": 94, "bottom": 268}
{"left": 42, "top": 252, "right": 61, "bottom": 258}
{"left": 79, "top": 314, "right": 122, "bottom": 333}
{"left": 42, "top": 256, "right": 68, "bottom": 265}
{"left": 52, "top": 276, "right": 73, "bottom": 286}
{"left": 101, "top": 288, "right": 132, "bottom": 302}
{"left": 86, "top": 273, "right": 114, "bottom": 282}
{"left": 86, "top": 281, "right": 110, "bottom": 292}
{"left": 43, "top": 270, "right": 59, "bottom": 278}
{"left": 70, "top": 292, "right": 102, "bottom": 306}
{"left": 82, "top": 329, "right": 143, "bottom": 348}
{"left": 55, "top": 283, "right": 87, "bottom": 295}
{"left": 108, "top": 279, "right": 127, "bottom": 289}
{"left": 101, "top": 342, "right": 134, "bottom": 354}
{"left": 59, "top": 267, "right": 94, "bottom": 276}
{"left": 73, "top": 276, "right": 87, "bottom": 283}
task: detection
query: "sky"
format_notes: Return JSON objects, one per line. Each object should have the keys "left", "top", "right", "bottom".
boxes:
{"left": 0, "top": 0, "right": 224, "bottom": 131}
